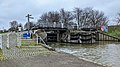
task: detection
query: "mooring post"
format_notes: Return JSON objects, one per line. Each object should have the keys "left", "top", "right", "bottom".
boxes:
{"left": 57, "top": 30, "right": 60, "bottom": 42}
{"left": 96, "top": 32, "right": 99, "bottom": 41}
{"left": 103, "top": 34, "right": 104, "bottom": 41}
{"left": 68, "top": 34, "right": 70, "bottom": 42}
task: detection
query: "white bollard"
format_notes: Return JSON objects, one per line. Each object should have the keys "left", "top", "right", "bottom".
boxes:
{"left": 61, "top": 22, "right": 63, "bottom": 28}
{"left": 36, "top": 34, "right": 39, "bottom": 44}
{"left": 53, "top": 22, "right": 56, "bottom": 28}
{"left": 17, "top": 33, "right": 21, "bottom": 47}
{"left": 7, "top": 33, "right": 10, "bottom": 49}
{"left": 0, "top": 35, "right": 2, "bottom": 49}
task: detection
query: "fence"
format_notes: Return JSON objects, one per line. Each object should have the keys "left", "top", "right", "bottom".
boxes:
{"left": 0, "top": 31, "right": 49, "bottom": 49}
{"left": 0, "top": 32, "right": 21, "bottom": 49}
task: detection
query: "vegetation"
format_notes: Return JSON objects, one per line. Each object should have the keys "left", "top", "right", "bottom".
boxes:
{"left": 107, "top": 12, "right": 120, "bottom": 37}
{"left": 9, "top": 21, "right": 23, "bottom": 32}
{"left": 37, "top": 7, "right": 108, "bottom": 29}
{"left": 21, "top": 39, "right": 40, "bottom": 46}
{"left": 8, "top": 7, "right": 120, "bottom": 36}
{"left": 0, "top": 32, "right": 7, "bottom": 34}
{"left": 9, "top": 7, "right": 109, "bottom": 31}
{"left": 107, "top": 25, "right": 120, "bottom": 37}
{"left": 73, "top": 7, "right": 108, "bottom": 28}
{"left": 0, "top": 49, "right": 4, "bottom": 61}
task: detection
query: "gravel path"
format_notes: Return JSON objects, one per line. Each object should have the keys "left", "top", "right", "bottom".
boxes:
{"left": 0, "top": 52, "right": 105, "bottom": 67}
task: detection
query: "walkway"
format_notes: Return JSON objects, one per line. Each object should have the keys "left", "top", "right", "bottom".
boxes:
{"left": 0, "top": 52, "right": 106, "bottom": 67}
{"left": 0, "top": 45, "right": 106, "bottom": 67}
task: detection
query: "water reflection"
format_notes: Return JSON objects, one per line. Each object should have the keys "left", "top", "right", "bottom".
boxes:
{"left": 49, "top": 41, "right": 120, "bottom": 67}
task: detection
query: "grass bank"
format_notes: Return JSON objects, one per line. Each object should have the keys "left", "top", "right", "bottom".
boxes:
{"left": 21, "top": 39, "right": 40, "bottom": 46}
{"left": 0, "top": 32, "right": 7, "bottom": 34}
{"left": 0, "top": 49, "right": 4, "bottom": 61}
{"left": 107, "top": 25, "right": 120, "bottom": 37}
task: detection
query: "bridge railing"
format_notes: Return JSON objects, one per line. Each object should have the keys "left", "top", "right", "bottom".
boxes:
{"left": 97, "top": 31, "right": 120, "bottom": 41}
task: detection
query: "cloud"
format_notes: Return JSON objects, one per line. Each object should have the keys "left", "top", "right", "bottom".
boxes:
{"left": 0, "top": 0, "right": 120, "bottom": 29}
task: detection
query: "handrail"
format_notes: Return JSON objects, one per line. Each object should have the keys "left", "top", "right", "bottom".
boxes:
{"left": 38, "top": 36, "right": 55, "bottom": 51}
{"left": 97, "top": 30, "right": 120, "bottom": 41}
{"left": 39, "top": 37, "right": 50, "bottom": 47}
{"left": 97, "top": 31, "right": 120, "bottom": 39}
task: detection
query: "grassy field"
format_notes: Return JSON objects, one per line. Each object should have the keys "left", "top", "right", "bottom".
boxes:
{"left": 0, "top": 49, "right": 4, "bottom": 61}
{"left": 107, "top": 25, "right": 120, "bottom": 37}
{"left": 0, "top": 32, "right": 7, "bottom": 34}
{"left": 21, "top": 39, "right": 40, "bottom": 46}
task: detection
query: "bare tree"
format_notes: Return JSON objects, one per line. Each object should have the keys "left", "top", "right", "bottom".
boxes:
{"left": 73, "top": 7, "right": 108, "bottom": 28}
{"left": 89, "top": 10, "right": 108, "bottom": 28}
{"left": 36, "top": 7, "right": 108, "bottom": 29}
{"left": 39, "top": 13, "right": 48, "bottom": 22}
{"left": 10, "top": 21, "right": 18, "bottom": 28}
{"left": 60, "top": 8, "right": 74, "bottom": 28}
{"left": 74, "top": 8, "right": 83, "bottom": 28}
{"left": 47, "top": 11, "right": 60, "bottom": 22}
{"left": 9, "top": 20, "right": 18, "bottom": 31}
{"left": 112, "top": 12, "right": 120, "bottom": 33}
{"left": 116, "top": 12, "right": 120, "bottom": 25}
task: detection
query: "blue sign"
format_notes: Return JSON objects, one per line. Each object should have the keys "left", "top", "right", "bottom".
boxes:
{"left": 23, "top": 33, "right": 30, "bottom": 38}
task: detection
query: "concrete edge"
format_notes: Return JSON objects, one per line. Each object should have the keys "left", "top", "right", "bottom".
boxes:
{"left": 20, "top": 46, "right": 43, "bottom": 48}
{"left": 77, "top": 56, "right": 112, "bottom": 67}
{"left": 40, "top": 43, "right": 55, "bottom": 51}
{"left": 56, "top": 51, "right": 112, "bottom": 67}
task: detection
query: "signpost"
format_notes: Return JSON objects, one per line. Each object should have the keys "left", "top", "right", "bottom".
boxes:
{"left": 23, "top": 33, "right": 31, "bottom": 39}
{"left": 25, "top": 14, "right": 34, "bottom": 31}
{"left": 23, "top": 33, "right": 30, "bottom": 39}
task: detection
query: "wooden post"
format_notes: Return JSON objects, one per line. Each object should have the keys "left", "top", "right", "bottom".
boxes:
{"left": 68, "top": 34, "right": 70, "bottom": 42}
{"left": 103, "top": 34, "right": 104, "bottom": 41}
{"left": 91, "top": 32, "right": 92, "bottom": 44}
{"left": 25, "top": 14, "right": 34, "bottom": 23}
{"left": 57, "top": 30, "right": 60, "bottom": 42}
{"left": 96, "top": 32, "right": 100, "bottom": 41}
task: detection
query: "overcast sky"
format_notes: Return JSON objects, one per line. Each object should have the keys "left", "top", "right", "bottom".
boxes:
{"left": 0, "top": 0, "right": 120, "bottom": 29}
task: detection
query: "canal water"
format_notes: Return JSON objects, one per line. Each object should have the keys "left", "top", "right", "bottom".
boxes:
{"left": 49, "top": 41, "right": 120, "bottom": 67}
